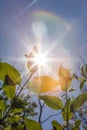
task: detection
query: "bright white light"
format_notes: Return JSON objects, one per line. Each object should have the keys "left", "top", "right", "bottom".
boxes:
{"left": 32, "top": 21, "right": 47, "bottom": 40}
{"left": 34, "top": 52, "right": 47, "bottom": 67}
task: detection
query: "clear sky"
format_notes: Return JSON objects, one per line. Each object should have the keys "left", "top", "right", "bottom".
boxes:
{"left": 0, "top": 0, "right": 87, "bottom": 69}
{"left": 0, "top": 0, "right": 87, "bottom": 129}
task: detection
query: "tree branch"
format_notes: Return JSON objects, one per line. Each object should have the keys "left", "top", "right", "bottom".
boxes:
{"left": 41, "top": 111, "right": 61, "bottom": 124}
{"left": 38, "top": 98, "right": 44, "bottom": 124}
{"left": 66, "top": 89, "right": 69, "bottom": 130}
{"left": 15, "top": 73, "right": 33, "bottom": 98}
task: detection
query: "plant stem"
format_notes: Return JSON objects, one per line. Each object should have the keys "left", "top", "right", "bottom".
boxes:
{"left": 15, "top": 73, "right": 33, "bottom": 98}
{"left": 41, "top": 111, "right": 61, "bottom": 124}
{"left": 38, "top": 98, "right": 43, "bottom": 125}
{"left": 66, "top": 89, "right": 69, "bottom": 130}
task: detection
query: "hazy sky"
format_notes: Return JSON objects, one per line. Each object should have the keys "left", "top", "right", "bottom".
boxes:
{"left": 0, "top": 0, "right": 87, "bottom": 129}
{"left": 0, "top": 0, "right": 87, "bottom": 69}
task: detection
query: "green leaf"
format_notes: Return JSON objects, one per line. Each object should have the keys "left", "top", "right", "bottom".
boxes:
{"left": 75, "top": 120, "right": 81, "bottom": 127}
{"left": 62, "top": 99, "right": 73, "bottom": 121}
{"left": 12, "top": 108, "right": 23, "bottom": 114}
{"left": 80, "top": 80, "right": 86, "bottom": 89}
{"left": 5, "top": 127, "right": 11, "bottom": 130}
{"left": 4, "top": 75, "right": 15, "bottom": 86}
{"left": 52, "top": 120, "right": 62, "bottom": 130}
{"left": 10, "top": 125, "right": 24, "bottom": 130}
{"left": 0, "top": 62, "right": 21, "bottom": 84}
{"left": 80, "top": 64, "right": 86, "bottom": 78}
{"left": 71, "top": 94, "right": 87, "bottom": 111}
{"left": 71, "top": 127, "right": 78, "bottom": 130}
{"left": 0, "top": 100, "right": 5, "bottom": 111}
{"left": 71, "top": 120, "right": 81, "bottom": 130}
{"left": 85, "top": 64, "right": 87, "bottom": 74}
{"left": 78, "top": 77, "right": 84, "bottom": 82}
{"left": 12, "top": 98, "right": 26, "bottom": 108}
{"left": 39, "top": 95, "right": 63, "bottom": 110}
{"left": 25, "top": 118, "right": 43, "bottom": 130}
{"left": 3, "top": 85, "right": 15, "bottom": 100}
{"left": 8, "top": 115, "right": 20, "bottom": 123}
{"left": 27, "top": 76, "right": 58, "bottom": 93}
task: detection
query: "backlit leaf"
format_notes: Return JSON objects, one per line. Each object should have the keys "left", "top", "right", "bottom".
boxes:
{"left": 27, "top": 76, "right": 59, "bottom": 93}
{"left": 0, "top": 100, "right": 5, "bottom": 111}
{"left": 71, "top": 94, "right": 87, "bottom": 111}
{"left": 80, "top": 80, "right": 86, "bottom": 89}
{"left": 52, "top": 120, "right": 62, "bottom": 130}
{"left": 58, "top": 65, "right": 72, "bottom": 91}
{"left": 80, "top": 64, "right": 86, "bottom": 78}
{"left": 25, "top": 118, "right": 43, "bottom": 130}
{"left": 3, "top": 85, "right": 15, "bottom": 100}
{"left": 39, "top": 95, "right": 63, "bottom": 110}
{"left": 11, "top": 108, "right": 23, "bottom": 114}
{"left": 71, "top": 120, "right": 81, "bottom": 130}
{"left": 62, "top": 99, "right": 73, "bottom": 121}
{"left": 0, "top": 62, "right": 21, "bottom": 84}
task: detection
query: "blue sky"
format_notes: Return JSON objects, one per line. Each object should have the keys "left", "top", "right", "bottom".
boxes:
{"left": 0, "top": 0, "right": 87, "bottom": 129}
{"left": 0, "top": 0, "right": 87, "bottom": 61}
{"left": 0, "top": 0, "right": 87, "bottom": 64}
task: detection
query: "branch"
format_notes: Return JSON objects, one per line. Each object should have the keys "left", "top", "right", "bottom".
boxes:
{"left": 66, "top": 89, "right": 69, "bottom": 130}
{"left": 38, "top": 98, "right": 44, "bottom": 124}
{"left": 15, "top": 73, "right": 33, "bottom": 98}
{"left": 41, "top": 111, "right": 61, "bottom": 124}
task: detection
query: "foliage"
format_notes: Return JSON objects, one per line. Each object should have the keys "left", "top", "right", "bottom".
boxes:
{"left": 0, "top": 62, "right": 38, "bottom": 130}
{"left": 27, "top": 76, "right": 58, "bottom": 93}
{"left": 25, "top": 118, "right": 43, "bottom": 130}
{"left": 39, "top": 95, "right": 63, "bottom": 110}
{"left": 0, "top": 51, "right": 87, "bottom": 130}
{"left": 52, "top": 120, "right": 63, "bottom": 130}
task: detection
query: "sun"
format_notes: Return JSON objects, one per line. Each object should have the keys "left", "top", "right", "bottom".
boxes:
{"left": 34, "top": 52, "right": 47, "bottom": 67}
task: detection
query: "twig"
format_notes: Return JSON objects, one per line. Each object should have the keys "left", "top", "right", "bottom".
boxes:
{"left": 41, "top": 111, "right": 61, "bottom": 124}
{"left": 66, "top": 89, "right": 69, "bottom": 130}
{"left": 38, "top": 98, "right": 44, "bottom": 124}
{"left": 15, "top": 73, "right": 33, "bottom": 98}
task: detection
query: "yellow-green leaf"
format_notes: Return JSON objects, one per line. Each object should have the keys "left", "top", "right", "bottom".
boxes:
{"left": 62, "top": 99, "right": 73, "bottom": 121}
{"left": 11, "top": 108, "right": 23, "bottom": 114}
{"left": 80, "top": 80, "right": 86, "bottom": 89}
{"left": 39, "top": 95, "right": 63, "bottom": 110}
{"left": 27, "top": 76, "right": 58, "bottom": 93}
{"left": 25, "top": 118, "right": 43, "bottom": 130}
{"left": 71, "top": 94, "right": 87, "bottom": 111}
{"left": 5, "top": 127, "right": 11, "bottom": 130}
{"left": 3, "top": 85, "right": 15, "bottom": 100}
{"left": 80, "top": 64, "right": 86, "bottom": 78}
{"left": 58, "top": 65, "right": 72, "bottom": 91}
{"left": 52, "top": 120, "right": 62, "bottom": 130}
{"left": 0, "top": 100, "right": 5, "bottom": 111}
{"left": 0, "top": 62, "right": 21, "bottom": 84}
{"left": 71, "top": 120, "right": 81, "bottom": 130}
{"left": 58, "top": 65, "right": 71, "bottom": 79}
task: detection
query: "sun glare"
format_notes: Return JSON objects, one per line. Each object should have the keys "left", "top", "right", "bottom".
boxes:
{"left": 34, "top": 52, "right": 47, "bottom": 67}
